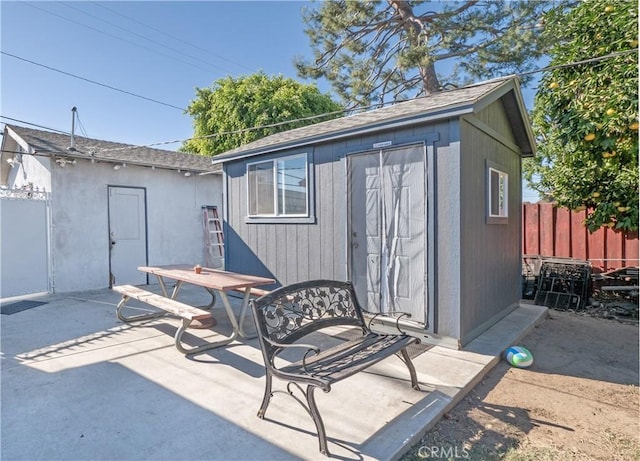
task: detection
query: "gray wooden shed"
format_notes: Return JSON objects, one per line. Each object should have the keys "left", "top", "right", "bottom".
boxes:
{"left": 213, "top": 78, "right": 535, "bottom": 348}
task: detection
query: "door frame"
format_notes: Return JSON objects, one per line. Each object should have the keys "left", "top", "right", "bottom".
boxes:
{"left": 107, "top": 185, "right": 149, "bottom": 287}
{"left": 345, "top": 141, "right": 432, "bottom": 328}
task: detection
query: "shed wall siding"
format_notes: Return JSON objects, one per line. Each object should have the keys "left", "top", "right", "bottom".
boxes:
{"left": 432, "top": 120, "right": 460, "bottom": 338}
{"left": 224, "top": 122, "right": 444, "bottom": 291}
{"left": 459, "top": 102, "right": 522, "bottom": 344}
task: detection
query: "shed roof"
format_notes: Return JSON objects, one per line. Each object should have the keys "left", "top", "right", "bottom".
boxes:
{"left": 212, "top": 77, "right": 535, "bottom": 164}
{"left": 2, "top": 124, "right": 220, "bottom": 174}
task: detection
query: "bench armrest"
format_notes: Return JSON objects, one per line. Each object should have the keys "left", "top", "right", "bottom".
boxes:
{"left": 262, "top": 336, "right": 321, "bottom": 373}
{"left": 362, "top": 310, "right": 412, "bottom": 334}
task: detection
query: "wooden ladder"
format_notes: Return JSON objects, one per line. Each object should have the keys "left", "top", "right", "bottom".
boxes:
{"left": 202, "top": 205, "right": 224, "bottom": 267}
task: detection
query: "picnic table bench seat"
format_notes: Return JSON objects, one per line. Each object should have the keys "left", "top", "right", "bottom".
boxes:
{"left": 250, "top": 279, "right": 420, "bottom": 457}
{"left": 113, "top": 284, "right": 216, "bottom": 354}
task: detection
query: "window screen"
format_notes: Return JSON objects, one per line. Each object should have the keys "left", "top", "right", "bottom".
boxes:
{"left": 489, "top": 167, "right": 508, "bottom": 218}
{"left": 248, "top": 154, "right": 308, "bottom": 217}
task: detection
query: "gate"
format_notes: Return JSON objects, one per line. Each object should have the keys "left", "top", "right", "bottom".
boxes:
{"left": 0, "top": 187, "right": 51, "bottom": 299}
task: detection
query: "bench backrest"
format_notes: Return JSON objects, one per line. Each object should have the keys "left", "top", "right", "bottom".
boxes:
{"left": 251, "top": 280, "right": 367, "bottom": 350}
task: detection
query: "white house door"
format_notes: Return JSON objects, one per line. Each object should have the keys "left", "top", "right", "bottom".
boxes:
{"left": 108, "top": 186, "right": 147, "bottom": 286}
{"left": 348, "top": 144, "right": 426, "bottom": 323}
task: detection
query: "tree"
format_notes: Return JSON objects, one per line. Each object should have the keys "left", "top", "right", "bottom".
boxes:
{"left": 182, "top": 72, "right": 342, "bottom": 156}
{"left": 525, "top": 0, "right": 638, "bottom": 232}
{"left": 295, "top": 0, "right": 556, "bottom": 108}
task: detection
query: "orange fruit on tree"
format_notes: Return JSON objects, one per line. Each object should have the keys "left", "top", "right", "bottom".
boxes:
{"left": 584, "top": 133, "right": 596, "bottom": 141}
{"left": 606, "top": 108, "right": 616, "bottom": 116}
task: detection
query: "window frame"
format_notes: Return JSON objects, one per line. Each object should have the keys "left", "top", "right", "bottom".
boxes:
{"left": 486, "top": 162, "right": 509, "bottom": 224}
{"left": 245, "top": 152, "right": 315, "bottom": 224}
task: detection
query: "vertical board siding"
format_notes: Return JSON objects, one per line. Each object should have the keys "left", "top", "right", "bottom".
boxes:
{"left": 522, "top": 202, "right": 639, "bottom": 272}
{"left": 459, "top": 101, "right": 522, "bottom": 344}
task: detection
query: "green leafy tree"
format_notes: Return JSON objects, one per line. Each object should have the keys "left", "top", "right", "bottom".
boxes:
{"left": 525, "top": 0, "right": 638, "bottom": 232}
{"left": 295, "top": 0, "right": 556, "bottom": 107}
{"left": 182, "top": 72, "right": 342, "bottom": 155}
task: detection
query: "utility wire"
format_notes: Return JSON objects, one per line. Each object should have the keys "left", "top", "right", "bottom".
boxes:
{"left": 74, "top": 110, "right": 89, "bottom": 138}
{"left": 5, "top": 49, "right": 638, "bottom": 155}
{"left": 2, "top": 51, "right": 186, "bottom": 111}
{"left": 1, "top": 116, "right": 70, "bottom": 134}
{"left": 90, "top": 2, "right": 253, "bottom": 73}
{"left": 58, "top": 1, "right": 238, "bottom": 75}
{"left": 90, "top": 48, "right": 639, "bottom": 155}
{"left": 516, "top": 48, "right": 638, "bottom": 77}
{"left": 21, "top": 2, "right": 219, "bottom": 76}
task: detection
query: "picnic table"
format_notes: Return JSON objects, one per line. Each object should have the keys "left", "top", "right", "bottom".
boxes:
{"left": 113, "top": 264, "right": 275, "bottom": 354}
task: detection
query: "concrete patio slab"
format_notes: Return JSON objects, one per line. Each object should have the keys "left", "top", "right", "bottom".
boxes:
{"left": 1, "top": 286, "right": 547, "bottom": 460}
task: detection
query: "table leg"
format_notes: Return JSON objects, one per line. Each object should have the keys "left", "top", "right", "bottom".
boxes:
{"left": 237, "top": 288, "right": 257, "bottom": 340}
{"left": 156, "top": 275, "right": 170, "bottom": 298}
{"left": 160, "top": 277, "right": 216, "bottom": 309}
{"left": 170, "top": 280, "right": 184, "bottom": 299}
{"left": 202, "top": 288, "right": 217, "bottom": 309}
{"left": 174, "top": 317, "right": 237, "bottom": 354}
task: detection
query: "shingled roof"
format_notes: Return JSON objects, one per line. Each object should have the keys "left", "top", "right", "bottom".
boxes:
{"left": 212, "top": 77, "right": 534, "bottom": 164}
{"left": 4, "top": 124, "right": 220, "bottom": 173}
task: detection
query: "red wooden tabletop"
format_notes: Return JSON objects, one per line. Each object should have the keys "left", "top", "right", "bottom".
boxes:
{"left": 138, "top": 264, "right": 275, "bottom": 291}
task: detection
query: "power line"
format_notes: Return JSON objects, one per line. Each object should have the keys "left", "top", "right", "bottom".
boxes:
{"left": 2, "top": 51, "right": 186, "bottom": 111}
{"left": 89, "top": 2, "right": 253, "bottom": 73}
{"left": 0, "top": 116, "right": 70, "bottom": 134}
{"left": 74, "top": 110, "right": 89, "bottom": 138}
{"left": 57, "top": 1, "right": 239, "bottom": 75}
{"left": 5, "top": 49, "right": 637, "bottom": 156}
{"left": 516, "top": 49, "right": 638, "bottom": 77}
{"left": 93, "top": 48, "right": 639, "bottom": 154}
{"left": 22, "top": 2, "right": 220, "bottom": 76}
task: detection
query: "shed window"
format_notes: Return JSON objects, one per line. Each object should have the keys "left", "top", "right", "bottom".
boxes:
{"left": 488, "top": 167, "right": 508, "bottom": 219}
{"left": 247, "top": 154, "right": 308, "bottom": 217}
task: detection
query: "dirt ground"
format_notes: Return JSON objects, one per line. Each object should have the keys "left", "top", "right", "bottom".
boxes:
{"left": 402, "top": 309, "right": 640, "bottom": 461}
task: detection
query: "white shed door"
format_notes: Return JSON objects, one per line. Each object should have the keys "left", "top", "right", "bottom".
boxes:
{"left": 348, "top": 144, "right": 426, "bottom": 322}
{"left": 108, "top": 186, "right": 147, "bottom": 286}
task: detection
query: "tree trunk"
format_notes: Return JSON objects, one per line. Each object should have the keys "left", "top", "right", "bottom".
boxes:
{"left": 388, "top": 0, "right": 441, "bottom": 95}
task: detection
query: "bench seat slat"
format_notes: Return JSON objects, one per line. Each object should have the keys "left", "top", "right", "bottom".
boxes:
{"left": 280, "top": 333, "right": 417, "bottom": 382}
{"left": 113, "top": 284, "right": 211, "bottom": 321}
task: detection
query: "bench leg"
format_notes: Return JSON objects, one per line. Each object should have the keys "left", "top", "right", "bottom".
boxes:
{"left": 116, "top": 296, "right": 166, "bottom": 323}
{"left": 306, "top": 386, "right": 330, "bottom": 456}
{"left": 400, "top": 348, "right": 420, "bottom": 391}
{"left": 257, "top": 373, "right": 273, "bottom": 419}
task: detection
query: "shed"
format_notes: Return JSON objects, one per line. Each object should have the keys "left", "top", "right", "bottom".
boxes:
{"left": 1, "top": 124, "right": 222, "bottom": 298}
{"left": 212, "top": 78, "right": 535, "bottom": 347}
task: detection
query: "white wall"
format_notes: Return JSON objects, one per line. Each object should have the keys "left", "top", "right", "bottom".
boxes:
{"left": 49, "top": 159, "right": 222, "bottom": 293}
{"left": 7, "top": 154, "right": 52, "bottom": 193}
{"left": 0, "top": 197, "right": 49, "bottom": 298}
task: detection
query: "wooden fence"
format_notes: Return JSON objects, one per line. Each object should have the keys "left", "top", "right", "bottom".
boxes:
{"left": 522, "top": 202, "right": 639, "bottom": 273}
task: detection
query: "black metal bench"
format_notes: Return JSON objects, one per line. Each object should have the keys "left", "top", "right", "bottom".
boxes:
{"left": 250, "top": 279, "right": 420, "bottom": 456}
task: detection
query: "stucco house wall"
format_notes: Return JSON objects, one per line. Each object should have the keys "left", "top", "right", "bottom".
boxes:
{"left": 1, "top": 125, "right": 222, "bottom": 296}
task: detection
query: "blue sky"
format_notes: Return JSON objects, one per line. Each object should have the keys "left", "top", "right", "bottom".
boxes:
{"left": 1, "top": 1, "right": 540, "bottom": 200}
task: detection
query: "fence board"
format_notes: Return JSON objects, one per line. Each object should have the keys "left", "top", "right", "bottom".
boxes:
{"left": 570, "top": 209, "right": 588, "bottom": 260}
{"left": 554, "top": 207, "right": 571, "bottom": 257}
{"left": 522, "top": 202, "right": 639, "bottom": 273}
